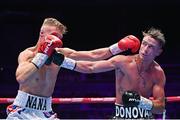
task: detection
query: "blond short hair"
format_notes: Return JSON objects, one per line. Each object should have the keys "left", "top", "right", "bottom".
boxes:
{"left": 42, "top": 18, "right": 67, "bottom": 34}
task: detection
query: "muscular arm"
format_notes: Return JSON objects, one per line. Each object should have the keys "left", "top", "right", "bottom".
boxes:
{"left": 151, "top": 69, "right": 166, "bottom": 114}
{"left": 74, "top": 55, "right": 124, "bottom": 73}
{"left": 56, "top": 35, "right": 140, "bottom": 61}
{"left": 16, "top": 50, "right": 38, "bottom": 83}
{"left": 56, "top": 47, "right": 112, "bottom": 61}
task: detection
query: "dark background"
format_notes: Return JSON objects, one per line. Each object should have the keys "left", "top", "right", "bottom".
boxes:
{"left": 0, "top": 0, "right": 180, "bottom": 119}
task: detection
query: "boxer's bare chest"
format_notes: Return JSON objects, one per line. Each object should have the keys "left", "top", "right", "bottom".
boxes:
{"left": 33, "top": 64, "right": 60, "bottom": 86}
{"left": 21, "top": 50, "right": 60, "bottom": 95}
{"left": 116, "top": 57, "right": 155, "bottom": 97}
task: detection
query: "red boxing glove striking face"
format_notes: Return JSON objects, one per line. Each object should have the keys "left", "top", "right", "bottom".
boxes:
{"left": 109, "top": 35, "right": 140, "bottom": 55}
{"left": 38, "top": 35, "right": 63, "bottom": 57}
{"left": 118, "top": 35, "right": 140, "bottom": 53}
{"left": 32, "top": 34, "right": 63, "bottom": 69}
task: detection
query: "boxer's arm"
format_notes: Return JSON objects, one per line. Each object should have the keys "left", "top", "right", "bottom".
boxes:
{"left": 122, "top": 91, "right": 153, "bottom": 111}
{"left": 74, "top": 55, "right": 124, "bottom": 73}
{"left": 51, "top": 51, "right": 124, "bottom": 73}
{"left": 122, "top": 70, "right": 166, "bottom": 113}
{"left": 56, "top": 47, "right": 112, "bottom": 61}
{"left": 56, "top": 35, "right": 140, "bottom": 61}
{"left": 16, "top": 50, "right": 38, "bottom": 83}
{"left": 16, "top": 34, "right": 63, "bottom": 83}
{"left": 151, "top": 70, "right": 166, "bottom": 114}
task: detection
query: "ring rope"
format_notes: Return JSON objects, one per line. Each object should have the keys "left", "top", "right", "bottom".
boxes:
{"left": 0, "top": 96, "right": 179, "bottom": 104}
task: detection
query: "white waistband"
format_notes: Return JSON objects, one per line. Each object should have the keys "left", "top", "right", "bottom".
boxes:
{"left": 13, "top": 90, "right": 52, "bottom": 112}
{"left": 115, "top": 103, "right": 123, "bottom": 106}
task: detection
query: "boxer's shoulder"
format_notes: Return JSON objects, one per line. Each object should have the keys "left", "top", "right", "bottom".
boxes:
{"left": 18, "top": 47, "right": 36, "bottom": 62}
{"left": 150, "top": 61, "right": 165, "bottom": 77}
{"left": 116, "top": 54, "right": 136, "bottom": 65}
{"left": 153, "top": 61, "right": 164, "bottom": 71}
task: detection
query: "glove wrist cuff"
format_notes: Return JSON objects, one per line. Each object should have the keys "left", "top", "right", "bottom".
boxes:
{"left": 109, "top": 43, "right": 123, "bottom": 55}
{"left": 31, "top": 53, "right": 48, "bottom": 69}
{"left": 60, "top": 57, "right": 76, "bottom": 70}
{"left": 138, "top": 96, "right": 153, "bottom": 110}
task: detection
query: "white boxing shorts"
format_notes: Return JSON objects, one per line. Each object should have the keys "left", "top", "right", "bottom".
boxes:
{"left": 6, "top": 90, "right": 59, "bottom": 120}
{"left": 114, "top": 103, "right": 154, "bottom": 119}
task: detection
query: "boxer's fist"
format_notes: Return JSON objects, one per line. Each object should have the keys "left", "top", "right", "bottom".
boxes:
{"left": 32, "top": 35, "right": 63, "bottom": 69}
{"left": 122, "top": 91, "right": 140, "bottom": 106}
{"left": 109, "top": 35, "right": 140, "bottom": 55}
{"left": 122, "top": 91, "right": 153, "bottom": 110}
{"left": 38, "top": 35, "right": 63, "bottom": 56}
{"left": 118, "top": 35, "right": 140, "bottom": 53}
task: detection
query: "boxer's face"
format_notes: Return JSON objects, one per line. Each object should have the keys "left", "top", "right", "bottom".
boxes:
{"left": 139, "top": 35, "right": 162, "bottom": 61}
{"left": 39, "top": 25, "right": 63, "bottom": 42}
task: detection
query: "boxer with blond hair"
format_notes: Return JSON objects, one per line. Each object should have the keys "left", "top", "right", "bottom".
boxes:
{"left": 6, "top": 17, "right": 140, "bottom": 119}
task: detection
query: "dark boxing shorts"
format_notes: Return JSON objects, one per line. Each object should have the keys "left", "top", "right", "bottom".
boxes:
{"left": 114, "top": 103, "right": 154, "bottom": 119}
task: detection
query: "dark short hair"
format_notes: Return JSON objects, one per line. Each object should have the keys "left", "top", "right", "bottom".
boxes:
{"left": 143, "top": 27, "right": 165, "bottom": 48}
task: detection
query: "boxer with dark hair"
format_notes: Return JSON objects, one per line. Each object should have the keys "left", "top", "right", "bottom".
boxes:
{"left": 50, "top": 27, "right": 166, "bottom": 119}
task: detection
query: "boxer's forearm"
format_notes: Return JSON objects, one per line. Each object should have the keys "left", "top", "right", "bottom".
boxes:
{"left": 16, "top": 62, "right": 38, "bottom": 83}
{"left": 57, "top": 47, "right": 112, "bottom": 61}
{"left": 151, "top": 100, "right": 165, "bottom": 114}
{"left": 74, "top": 60, "right": 115, "bottom": 73}
{"left": 72, "top": 48, "right": 112, "bottom": 61}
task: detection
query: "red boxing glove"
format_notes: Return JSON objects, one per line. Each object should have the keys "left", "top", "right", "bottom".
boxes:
{"left": 32, "top": 35, "right": 63, "bottom": 68}
{"left": 109, "top": 35, "right": 140, "bottom": 55}
{"left": 38, "top": 35, "right": 63, "bottom": 56}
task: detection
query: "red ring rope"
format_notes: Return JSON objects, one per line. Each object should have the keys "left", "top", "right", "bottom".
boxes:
{"left": 0, "top": 96, "right": 179, "bottom": 104}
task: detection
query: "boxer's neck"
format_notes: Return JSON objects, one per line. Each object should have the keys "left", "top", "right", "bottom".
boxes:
{"left": 135, "top": 55, "right": 154, "bottom": 73}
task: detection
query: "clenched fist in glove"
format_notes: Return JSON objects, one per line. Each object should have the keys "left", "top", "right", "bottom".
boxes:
{"left": 109, "top": 35, "right": 140, "bottom": 55}
{"left": 122, "top": 91, "right": 153, "bottom": 110}
{"left": 31, "top": 34, "right": 63, "bottom": 69}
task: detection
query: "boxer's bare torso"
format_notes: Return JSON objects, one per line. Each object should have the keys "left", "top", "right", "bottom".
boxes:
{"left": 115, "top": 55, "right": 164, "bottom": 104}
{"left": 16, "top": 46, "right": 60, "bottom": 97}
